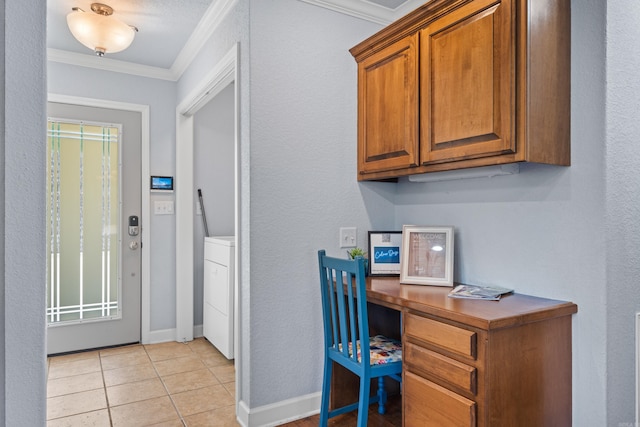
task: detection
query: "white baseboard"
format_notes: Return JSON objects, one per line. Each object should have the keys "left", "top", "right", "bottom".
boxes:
{"left": 636, "top": 313, "right": 640, "bottom": 427}
{"left": 193, "top": 324, "right": 203, "bottom": 338}
{"left": 145, "top": 328, "right": 176, "bottom": 344}
{"left": 237, "top": 401, "right": 250, "bottom": 427}
{"left": 237, "top": 392, "right": 321, "bottom": 427}
{"left": 143, "top": 325, "right": 204, "bottom": 345}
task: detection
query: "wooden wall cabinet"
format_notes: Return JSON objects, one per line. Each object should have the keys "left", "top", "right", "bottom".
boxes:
{"left": 350, "top": 0, "right": 570, "bottom": 181}
{"left": 357, "top": 34, "right": 419, "bottom": 174}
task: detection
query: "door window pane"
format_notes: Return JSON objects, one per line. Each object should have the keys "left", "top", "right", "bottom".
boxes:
{"left": 46, "top": 120, "right": 120, "bottom": 324}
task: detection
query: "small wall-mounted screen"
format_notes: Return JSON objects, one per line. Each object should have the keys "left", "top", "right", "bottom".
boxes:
{"left": 150, "top": 176, "right": 174, "bottom": 192}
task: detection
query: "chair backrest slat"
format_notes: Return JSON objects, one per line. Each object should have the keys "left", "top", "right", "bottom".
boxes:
{"left": 318, "top": 250, "right": 370, "bottom": 367}
{"left": 334, "top": 269, "right": 350, "bottom": 359}
{"left": 345, "top": 271, "right": 359, "bottom": 363}
{"left": 325, "top": 268, "right": 340, "bottom": 349}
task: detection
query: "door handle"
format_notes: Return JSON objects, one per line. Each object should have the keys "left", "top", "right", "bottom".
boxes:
{"left": 129, "top": 241, "right": 139, "bottom": 250}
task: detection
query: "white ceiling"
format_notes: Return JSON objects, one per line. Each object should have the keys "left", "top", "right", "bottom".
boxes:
{"left": 46, "top": 0, "right": 425, "bottom": 80}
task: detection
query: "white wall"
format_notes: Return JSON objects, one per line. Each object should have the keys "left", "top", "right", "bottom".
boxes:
{"left": 2, "top": 0, "right": 48, "bottom": 424}
{"left": 47, "top": 62, "right": 179, "bottom": 332}
{"left": 606, "top": 0, "right": 640, "bottom": 425}
{"left": 193, "top": 82, "right": 236, "bottom": 326}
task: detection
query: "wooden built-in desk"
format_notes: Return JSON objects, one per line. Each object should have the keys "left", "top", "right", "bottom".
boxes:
{"left": 333, "top": 276, "right": 578, "bottom": 427}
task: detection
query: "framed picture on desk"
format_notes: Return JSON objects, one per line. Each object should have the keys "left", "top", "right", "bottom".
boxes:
{"left": 400, "top": 225, "right": 454, "bottom": 286}
{"left": 368, "top": 231, "right": 402, "bottom": 276}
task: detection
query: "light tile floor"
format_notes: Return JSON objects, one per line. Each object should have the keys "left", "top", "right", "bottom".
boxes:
{"left": 47, "top": 338, "right": 239, "bottom": 426}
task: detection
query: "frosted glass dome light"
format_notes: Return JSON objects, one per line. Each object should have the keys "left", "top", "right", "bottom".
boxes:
{"left": 67, "top": 3, "right": 137, "bottom": 56}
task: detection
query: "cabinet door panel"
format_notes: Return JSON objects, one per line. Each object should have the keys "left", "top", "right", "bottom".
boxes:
{"left": 404, "top": 371, "right": 476, "bottom": 427}
{"left": 358, "top": 35, "right": 418, "bottom": 173}
{"left": 421, "top": 0, "right": 514, "bottom": 164}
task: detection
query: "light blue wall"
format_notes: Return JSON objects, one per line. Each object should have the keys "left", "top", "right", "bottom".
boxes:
{"left": 243, "top": 1, "right": 612, "bottom": 425}
{"left": 247, "top": 0, "right": 391, "bottom": 407}
{"left": 176, "top": 2, "right": 248, "bottom": 104}
{"left": 2, "top": 0, "right": 48, "bottom": 424}
{"left": 392, "top": 1, "right": 607, "bottom": 424}
{"left": 606, "top": 0, "right": 640, "bottom": 425}
{"left": 0, "top": 4, "right": 4, "bottom": 419}
{"left": 7, "top": 0, "right": 636, "bottom": 424}
{"left": 47, "top": 62, "right": 179, "bottom": 332}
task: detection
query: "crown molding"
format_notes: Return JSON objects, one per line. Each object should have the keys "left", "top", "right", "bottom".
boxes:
{"left": 47, "top": 48, "right": 176, "bottom": 81}
{"left": 298, "top": 0, "right": 424, "bottom": 25}
{"left": 170, "top": 0, "right": 239, "bottom": 79}
{"left": 48, "top": 0, "right": 414, "bottom": 80}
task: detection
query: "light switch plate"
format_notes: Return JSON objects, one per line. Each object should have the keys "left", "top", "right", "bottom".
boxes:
{"left": 154, "top": 200, "right": 174, "bottom": 215}
{"left": 339, "top": 227, "right": 357, "bottom": 248}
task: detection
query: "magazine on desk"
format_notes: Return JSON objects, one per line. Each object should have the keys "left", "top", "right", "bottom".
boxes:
{"left": 448, "top": 284, "right": 514, "bottom": 300}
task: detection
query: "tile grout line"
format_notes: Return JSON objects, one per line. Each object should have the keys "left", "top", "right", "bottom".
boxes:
{"left": 46, "top": 340, "right": 236, "bottom": 425}
{"left": 102, "top": 344, "right": 183, "bottom": 426}
{"left": 162, "top": 340, "right": 237, "bottom": 423}
{"left": 46, "top": 351, "right": 106, "bottom": 423}
{"left": 144, "top": 342, "right": 189, "bottom": 426}
{"left": 98, "top": 349, "right": 115, "bottom": 427}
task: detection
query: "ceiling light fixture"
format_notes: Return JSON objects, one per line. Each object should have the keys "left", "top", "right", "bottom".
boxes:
{"left": 66, "top": 3, "right": 138, "bottom": 57}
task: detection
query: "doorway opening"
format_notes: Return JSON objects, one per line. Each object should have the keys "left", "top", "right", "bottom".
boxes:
{"left": 175, "top": 43, "right": 243, "bottom": 413}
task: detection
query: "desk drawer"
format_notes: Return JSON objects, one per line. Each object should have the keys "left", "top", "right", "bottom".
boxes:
{"left": 405, "top": 341, "right": 476, "bottom": 395}
{"left": 404, "top": 371, "right": 476, "bottom": 427}
{"left": 405, "top": 312, "right": 477, "bottom": 359}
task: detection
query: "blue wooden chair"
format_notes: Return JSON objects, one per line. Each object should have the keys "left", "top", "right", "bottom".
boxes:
{"left": 317, "top": 250, "right": 402, "bottom": 426}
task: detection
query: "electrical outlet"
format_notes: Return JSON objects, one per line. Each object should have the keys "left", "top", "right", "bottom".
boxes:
{"left": 339, "top": 227, "right": 357, "bottom": 248}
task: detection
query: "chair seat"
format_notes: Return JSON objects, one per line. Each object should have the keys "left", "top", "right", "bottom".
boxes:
{"left": 337, "top": 335, "right": 402, "bottom": 365}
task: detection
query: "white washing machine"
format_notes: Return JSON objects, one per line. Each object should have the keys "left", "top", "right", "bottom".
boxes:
{"left": 203, "top": 236, "right": 235, "bottom": 359}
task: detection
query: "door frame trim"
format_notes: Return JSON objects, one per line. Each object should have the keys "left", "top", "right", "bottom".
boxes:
{"left": 175, "top": 42, "right": 241, "bottom": 409}
{"left": 175, "top": 45, "right": 237, "bottom": 341}
{"left": 47, "top": 93, "right": 151, "bottom": 344}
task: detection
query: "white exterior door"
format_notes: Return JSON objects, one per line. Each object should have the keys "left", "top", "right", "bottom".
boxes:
{"left": 46, "top": 102, "right": 141, "bottom": 355}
